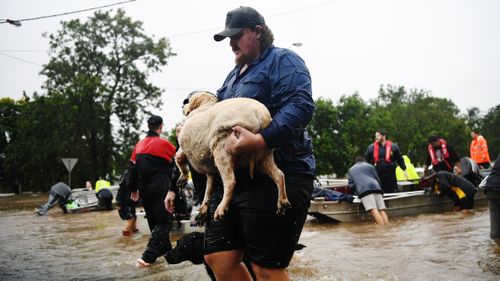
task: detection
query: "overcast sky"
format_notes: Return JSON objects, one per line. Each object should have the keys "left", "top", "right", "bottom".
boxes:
{"left": 1, "top": 0, "right": 499, "bottom": 131}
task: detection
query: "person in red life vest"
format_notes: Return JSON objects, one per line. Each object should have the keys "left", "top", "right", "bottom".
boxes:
{"left": 470, "top": 130, "right": 491, "bottom": 169}
{"left": 424, "top": 135, "right": 460, "bottom": 175}
{"left": 364, "top": 130, "right": 407, "bottom": 193}
{"left": 127, "top": 115, "right": 177, "bottom": 267}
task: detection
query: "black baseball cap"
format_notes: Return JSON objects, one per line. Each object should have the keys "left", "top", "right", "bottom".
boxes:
{"left": 213, "top": 6, "right": 265, "bottom": 42}
{"left": 147, "top": 115, "right": 163, "bottom": 127}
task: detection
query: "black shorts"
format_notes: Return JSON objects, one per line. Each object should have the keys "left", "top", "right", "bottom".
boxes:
{"left": 204, "top": 171, "right": 313, "bottom": 268}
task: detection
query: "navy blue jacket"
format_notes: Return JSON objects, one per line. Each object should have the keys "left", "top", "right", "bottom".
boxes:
{"left": 217, "top": 45, "right": 316, "bottom": 176}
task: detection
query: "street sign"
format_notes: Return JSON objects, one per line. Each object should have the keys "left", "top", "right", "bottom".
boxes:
{"left": 61, "top": 158, "right": 78, "bottom": 188}
{"left": 62, "top": 158, "right": 78, "bottom": 172}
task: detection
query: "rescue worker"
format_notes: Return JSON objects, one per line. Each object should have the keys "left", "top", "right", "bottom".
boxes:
{"left": 470, "top": 130, "right": 491, "bottom": 169}
{"left": 434, "top": 171, "right": 477, "bottom": 211}
{"left": 128, "top": 115, "right": 176, "bottom": 267}
{"left": 424, "top": 136, "right": 459, "bottom": 174}
{"left": 365, "top": 130, "right": 407, "bottom": 193}
{"left": 95, "top": 178, "right": 113, "bottom": 210}
{"left": 348, "top": 156, "right": 389, "bottom": 225}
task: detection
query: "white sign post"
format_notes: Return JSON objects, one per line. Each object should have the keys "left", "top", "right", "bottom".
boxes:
{"left": 61, "top": 158, "right": 78, "bottom": 188}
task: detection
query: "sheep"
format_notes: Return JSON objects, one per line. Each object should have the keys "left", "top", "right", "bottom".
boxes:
{"left": 175, "top": 91, "right": 290, "bottom": 222}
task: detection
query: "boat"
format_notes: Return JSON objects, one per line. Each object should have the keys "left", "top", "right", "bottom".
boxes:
{"left": 308, "top": 178, "right": 488, "bottom": 223}
{"left": 66, "top": 186, "right": 119, "bottom": 213}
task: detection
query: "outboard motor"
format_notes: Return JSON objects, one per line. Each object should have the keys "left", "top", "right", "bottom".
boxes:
{"left": 460, "top": 157, "right": 484, "bottom": 186}
{"left": 36, "top": 182, "right": 72, "bottom": 215}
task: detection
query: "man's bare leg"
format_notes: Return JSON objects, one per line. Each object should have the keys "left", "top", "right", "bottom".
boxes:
{"left": 205, "top": 250, "right": 252, "bottom": 281}
{"left": 380, "top": 209, "right": 389, "bottom": 224}
{"left": 370, "top": 208, "right": 385, "bottom": 225}
{"left": 252, "top": 263, "right": 290, "bottom": 281}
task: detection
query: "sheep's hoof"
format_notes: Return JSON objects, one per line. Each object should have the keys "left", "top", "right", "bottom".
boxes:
{"left": 195, "top": 206, "right": 208, "bottom": 226}
{"left": 176, "top": 178, "right": 188, "bottom": 189}
{"left": 276, "top": 200, "right": 291, "bottom": 215}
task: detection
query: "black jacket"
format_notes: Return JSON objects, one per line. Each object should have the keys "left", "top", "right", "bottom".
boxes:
{"left": 435, "top": 171, "right": 477, "bottom": 201}
{"left": 485, "top": 154, "right": 500, "bottom": 193}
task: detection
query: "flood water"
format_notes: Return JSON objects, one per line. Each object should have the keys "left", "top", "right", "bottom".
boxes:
{"left": 0, "top": 194, "right": 499, "bottom": 281}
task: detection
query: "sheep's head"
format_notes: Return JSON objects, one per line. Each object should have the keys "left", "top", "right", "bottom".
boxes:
{"left": 183, "top": 91, "right": 218, "bottom": 116}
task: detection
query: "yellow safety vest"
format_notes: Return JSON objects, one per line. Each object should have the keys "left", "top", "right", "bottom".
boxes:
{"left": 95, "top": 180, "right": 111, "bottom": 193}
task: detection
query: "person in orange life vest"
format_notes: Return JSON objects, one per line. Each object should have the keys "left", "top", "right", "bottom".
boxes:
{"left": 470, "top": 130, "right": 491, "bottom": 169}
{"left": 433, "top": 171, "right": 477, "bottom": 211}
{"left": 424, "top": 136, "right": 459, "bottom": 175}
{"left": 364, "top": 130, "right": 407, "bottom": 193}
{"left": 128, "top": 115, "right": 177, "bottom": 267}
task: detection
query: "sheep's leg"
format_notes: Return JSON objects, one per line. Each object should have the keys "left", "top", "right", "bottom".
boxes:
{"left": 195, "top": 175, "right": 214, "bottom": 226}
{"left": 175, "top": 148, "right": 190, "bottom": 189}
{"left": 213, "top": 142, "right": 236, "bottom": 221}
{"left": 258, "top": 152, "right": 291, "bottom": 215}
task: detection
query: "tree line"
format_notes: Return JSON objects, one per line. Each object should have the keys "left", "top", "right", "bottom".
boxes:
{"left": 308, "top": 85, "right": 500, "bottom": 177}
{"left": 1, "top": 10, "right": 499, "bottom": 193}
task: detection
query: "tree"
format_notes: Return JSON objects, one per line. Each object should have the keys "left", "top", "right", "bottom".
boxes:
{"left": 336, "top": 93, "right": 372, "bottom": 175}
{"left": 481, "top": 105, "right": 500, "bottom": 158}
{"left": 0, "top": 98, "right": 25, "bottom": 193}
{"left": 40, "top": 9, "right": 175, "bottom": 183}
{"left": 466, "top": 107, "right": 481, "bottom": 130}
{"left": 370, "top": 85, "right": 469, "bottom": 165}
{"left": 308, "top": 98, "right": 342, "bottom": 176}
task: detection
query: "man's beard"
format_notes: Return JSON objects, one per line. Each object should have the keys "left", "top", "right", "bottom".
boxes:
{"left": 234, "top": 52, "right": 254, "bottom": 65}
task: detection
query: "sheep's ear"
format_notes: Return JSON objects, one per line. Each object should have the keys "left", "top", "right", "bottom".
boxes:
{"left": 188, "top": 95, "right": 204, "bottom": 112}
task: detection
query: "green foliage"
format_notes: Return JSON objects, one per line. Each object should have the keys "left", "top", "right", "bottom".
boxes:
{"left": 480, "top": 105, "right": 500, "bottom": 158}
{"left": 308, "top": 98, "right": 342, "bottom": 176}
{"left": 1, "top": 9, "right": 173, "bottom": 192}
{"left": 308, "top": 85, "right": 479, "bottom": 177}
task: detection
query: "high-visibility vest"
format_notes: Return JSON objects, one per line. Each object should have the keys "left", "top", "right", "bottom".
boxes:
{"left": 470, "top": 135, "right": 491, "bottom": 164}
{"left": 95, "top": 179, "right": 111, "bottom": 193}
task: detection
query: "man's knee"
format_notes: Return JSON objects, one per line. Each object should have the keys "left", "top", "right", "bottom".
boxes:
{"left": 251, "top": 263, "right": 287, "bottom": 280}
{"left": 204, "top": 250, "right": 243, "bottom": 271}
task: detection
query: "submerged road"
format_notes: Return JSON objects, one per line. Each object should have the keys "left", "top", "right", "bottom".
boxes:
{"left": 0, "top": 194, "right": 498, "bottom": 280}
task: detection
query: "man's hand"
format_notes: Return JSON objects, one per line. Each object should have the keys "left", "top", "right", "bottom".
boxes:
{"left": 130, "top": 191, "right": 139, "bottom": 202}
{"left": 224, "top": 126, "right": 267, "bottom": 155}
{"left": 164, "top": 191, "right": 176, "bottom": 214}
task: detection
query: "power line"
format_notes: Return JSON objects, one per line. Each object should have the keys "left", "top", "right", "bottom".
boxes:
{"left": 0, "top": 0, "right": 137, "bottom": 26}
{"left": 1, "top": 0, "right": 341, "bottom": 65}
{"left": 169, "top": 0, "right": 341, "bottom": 38}
{"left": 0, "top": 51, "right": 42, "bottom": 66}
{"left": 0, "top": 50, "right": 47, "bottom": 53}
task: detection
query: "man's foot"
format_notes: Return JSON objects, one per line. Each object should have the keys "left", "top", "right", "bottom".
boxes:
{"left": 122, "top": 228, "right": 140, "bottom": 236}
{"left": 137, "top": 258, "right": 150, "bottom": 267}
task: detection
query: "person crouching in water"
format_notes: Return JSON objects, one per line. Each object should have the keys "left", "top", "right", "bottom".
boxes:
{"left": 95, "top": 178, "right": 113, "bottom": 211}
{"left": 348, "top": 156, "right": 389, "bottom": 225}
{"left": 433, "top": 171, "right": 477, "bottom": 212}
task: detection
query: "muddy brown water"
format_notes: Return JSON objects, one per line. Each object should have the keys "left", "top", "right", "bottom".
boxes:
{"left": 0, "top": 194, "right": 499, "bottom": 281}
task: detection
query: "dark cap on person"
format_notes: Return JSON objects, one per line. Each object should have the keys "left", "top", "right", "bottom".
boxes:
{"left": 147, "top": 115, "right": 163, "bottom": 127}
{"left": 213, "top": 6, "right": 265, "bottom": 42}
